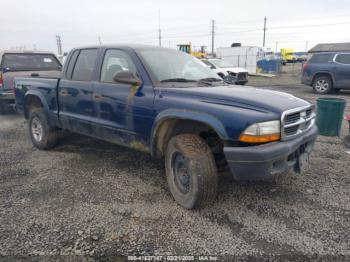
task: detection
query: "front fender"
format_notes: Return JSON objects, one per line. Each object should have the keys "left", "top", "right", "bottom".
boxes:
{"left": 150, "top": 109, "right": 229, "bottom": 156}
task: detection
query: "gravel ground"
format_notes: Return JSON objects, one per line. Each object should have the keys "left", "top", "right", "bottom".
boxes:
{"left": 1, "top": 64, "right": 350, "bottom": 260}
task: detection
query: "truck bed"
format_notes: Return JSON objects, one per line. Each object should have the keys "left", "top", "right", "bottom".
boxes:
{"left": 14, "top": 76, "right": 60, "bottom": 116}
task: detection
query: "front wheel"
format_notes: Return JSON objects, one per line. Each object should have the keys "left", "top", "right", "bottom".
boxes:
{"left": 28, "top": 108, "right": 58, "bottom": 149}
{"left": 165, "top": 134, "right": 218, "bottom": 209}
{"left": 313, "top": 76, "right": 332, "bottom": 94}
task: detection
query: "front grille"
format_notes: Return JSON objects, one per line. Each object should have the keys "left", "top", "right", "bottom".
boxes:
{"left": 237, "top": 72, "right": 247, "bottom": 81}
{"left": 284, "top": 112, "right": 300, "bottom": 125}
{"left": 281, "top": 105, "right": 315, "bottom": 140}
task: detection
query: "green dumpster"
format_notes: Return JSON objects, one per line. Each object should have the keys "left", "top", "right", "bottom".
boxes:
{"left": 316, "top": 97, "right": 346, "bottom": 136}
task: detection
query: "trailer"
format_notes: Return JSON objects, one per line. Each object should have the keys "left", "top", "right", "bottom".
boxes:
{"left": 216, "top": 46, "right": 279, "bottom": 74}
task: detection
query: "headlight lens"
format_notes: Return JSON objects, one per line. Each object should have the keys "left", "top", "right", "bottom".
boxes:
{"left": 239, "top": 120, "right": 281, "bottom": 143}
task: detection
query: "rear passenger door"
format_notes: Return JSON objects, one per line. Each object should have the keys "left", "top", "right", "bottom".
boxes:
{"left": 58, "top": 49, "right": 98, "bottom": 135}
{"left": 333, "top": 53, "right": 350, "bottom": 88}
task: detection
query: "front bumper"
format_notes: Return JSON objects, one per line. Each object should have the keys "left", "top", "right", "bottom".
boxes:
{"left": 235, "top": 80, "right": 248, "bottom": 85}
{"left": 224, "top": 125, "right": 318, "bottom": 181}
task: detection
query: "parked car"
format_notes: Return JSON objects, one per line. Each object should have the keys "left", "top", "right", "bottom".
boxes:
{"left": 201, "top": 58, "right": 248, "bottom": 85}
{"left": 301, "top": 52, "right": 350, "bottom": 94}
{"left": 0, "top": 50, "right": 62, "bottom": 113}
{"left": 15, "top": 45, "right": 317, "bottom": 209}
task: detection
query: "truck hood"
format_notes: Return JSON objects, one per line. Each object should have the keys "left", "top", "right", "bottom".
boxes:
{"left": 220, "top": 67, "right": 249, "bottom": 73}
{"left": 160, "top": 85, "right": 310, "bottom": 115}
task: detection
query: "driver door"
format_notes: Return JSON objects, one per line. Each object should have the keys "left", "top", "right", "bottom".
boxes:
{"left": 91, "top": 49, "right": 153, "bottom": 147}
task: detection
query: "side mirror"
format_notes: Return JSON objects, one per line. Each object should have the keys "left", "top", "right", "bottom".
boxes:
{"left": 2, "top": 67, "right": 10, "bottom": 73}
{"left": 113, "top": 70, "right": 142, "bottom": 86}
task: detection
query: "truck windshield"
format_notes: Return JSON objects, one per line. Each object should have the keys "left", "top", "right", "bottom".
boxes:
{"left": 2, "top": 54, "right": 61, "bottom": 71}
{"left": 137, "top": 48, "right": 221, "bottom": 83}
{"left": 209, "top": 59, "right": 234, "bottom": 68}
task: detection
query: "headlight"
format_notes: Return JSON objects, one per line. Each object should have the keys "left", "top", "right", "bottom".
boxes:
{"left": 239, "top": 120, "right": 281, "bottom": 143}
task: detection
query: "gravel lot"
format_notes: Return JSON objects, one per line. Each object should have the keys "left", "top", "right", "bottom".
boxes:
{"left": 1, "top": 64, "right": 350, "bottom": 260}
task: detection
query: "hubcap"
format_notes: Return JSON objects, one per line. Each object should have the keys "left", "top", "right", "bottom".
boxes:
{"left": 31, "top": 117, "right": 43, "bottom": 142}
{"left": 171, "top": 152, "right": 191, "bottom": 194}
{"left": 315, "top": 80, "right": 329, "bottom": 92}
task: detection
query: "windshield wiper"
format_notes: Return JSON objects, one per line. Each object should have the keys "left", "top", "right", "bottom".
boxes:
{"left": 160, "top": 78, "right": 197, "bottom": 83}
{"left": 197, "top": 77, "right": 223, "bottom": 86}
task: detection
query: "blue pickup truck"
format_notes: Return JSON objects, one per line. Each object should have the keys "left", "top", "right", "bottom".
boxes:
{"left": 15, "top": 45, "right": 317, "bottom": 209}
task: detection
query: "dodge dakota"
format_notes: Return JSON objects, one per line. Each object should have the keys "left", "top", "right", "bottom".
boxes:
{"left": 15, "top": 45, "right": 317, "bottom": 209}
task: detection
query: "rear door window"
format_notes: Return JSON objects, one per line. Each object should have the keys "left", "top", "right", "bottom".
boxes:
{"left": 309, "top": 53, "right": 333, "bottom": 63}
{"left": 335, "top": 54, "right": 350, "bottom": 65}
{"left": 65, "top": 50, "right": 79, "bottom": 79}
{"left": 1, "top": 54, "right": 62, "bottom": 71}
{"left": 71, "top": 49, "right": 98, "bottom": 81}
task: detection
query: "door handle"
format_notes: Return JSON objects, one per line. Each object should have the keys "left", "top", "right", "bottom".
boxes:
{"left": 92, "top": 93, "right": 102, "bottom": 101}
{"left": 60, "top": 89, "right": 68, "bottom": 96}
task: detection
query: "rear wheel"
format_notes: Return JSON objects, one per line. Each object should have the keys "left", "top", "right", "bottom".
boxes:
{"left": 313, "top": 75, "right": 332, "bottom": 94}
{"left": 165, "top": 134, "right": 218, "bottom": 209}
{"left": 28, "top": 108, "right": 58, "bottom": 149}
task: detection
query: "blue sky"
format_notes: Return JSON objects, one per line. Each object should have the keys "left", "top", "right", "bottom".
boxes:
{"left": 1, "top": 0, "right": 350, "bottom": 53}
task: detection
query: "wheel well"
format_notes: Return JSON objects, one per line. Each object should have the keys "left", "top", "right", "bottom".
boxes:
{"left": 153, "top": 119, "right": 228, "bottom": 172}
{"left": 312, "top": 73, "right": 333, "bottom": 86}
{"left": 24, "top": 95, "right": 43, "bottom": 119}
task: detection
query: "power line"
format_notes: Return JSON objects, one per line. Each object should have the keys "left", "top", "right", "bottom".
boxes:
{"left": 268, "top": 21, "right": 350, "bottom": 30}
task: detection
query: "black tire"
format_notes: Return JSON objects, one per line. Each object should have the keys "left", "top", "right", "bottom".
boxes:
{"left": 28, "top": 108, "right": 58, "bottom": 149}
{"left": 165, "top": 134, "right": 218, "bottom": 209}
{"left": 313, "top": 75, "right": 332, "bottom": 94}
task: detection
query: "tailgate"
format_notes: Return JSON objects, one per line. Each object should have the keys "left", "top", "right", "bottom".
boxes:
{"left": 3, "top": 70, "right": 61, "bottom": 91}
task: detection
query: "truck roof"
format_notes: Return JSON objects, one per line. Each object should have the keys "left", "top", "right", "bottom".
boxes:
{"left": 69, "top": 44, "right": 169, "bottom": 51}
{"left": 0, "top": 50, "right": 56, "bottom": 56}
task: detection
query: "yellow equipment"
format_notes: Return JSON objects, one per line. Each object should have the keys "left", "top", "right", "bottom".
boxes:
{"left": 280, "top": 48, "right": 297, "bottom": 62}
{"left": 177, "top": 43, "right": 207, "bottom": 58}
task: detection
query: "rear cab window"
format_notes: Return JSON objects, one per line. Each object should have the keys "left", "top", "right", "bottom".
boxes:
{"left": 1, "top": 53, "right": 62, "bottom": 71}
{"left": 71, "top": 49, "right": 98, "bottom": 81}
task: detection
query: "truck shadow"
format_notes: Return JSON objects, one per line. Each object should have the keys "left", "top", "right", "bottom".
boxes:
{"left": 53, "top": 131, "right": 285, "bottom": 201}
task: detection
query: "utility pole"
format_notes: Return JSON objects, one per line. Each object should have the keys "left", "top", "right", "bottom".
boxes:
{"left": 305, "top": 41, "right": 309, "bottom": 52}
{"left": 263, "top": 16, "right": 267, "bottom": 47}
{"left": 211, "top": 19, "right": 215, "bottom": 56}
{"left": 56, "top": 35, "right": 62, "bottom": 56}
{"left": 275, "top": 41, "right": 278, "bottom": 53}
{"left": 98, "top": 36, "right": 102, "bottom": 45}
{"left": 158, "top": 9, "right": 162, "bottom": 47}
